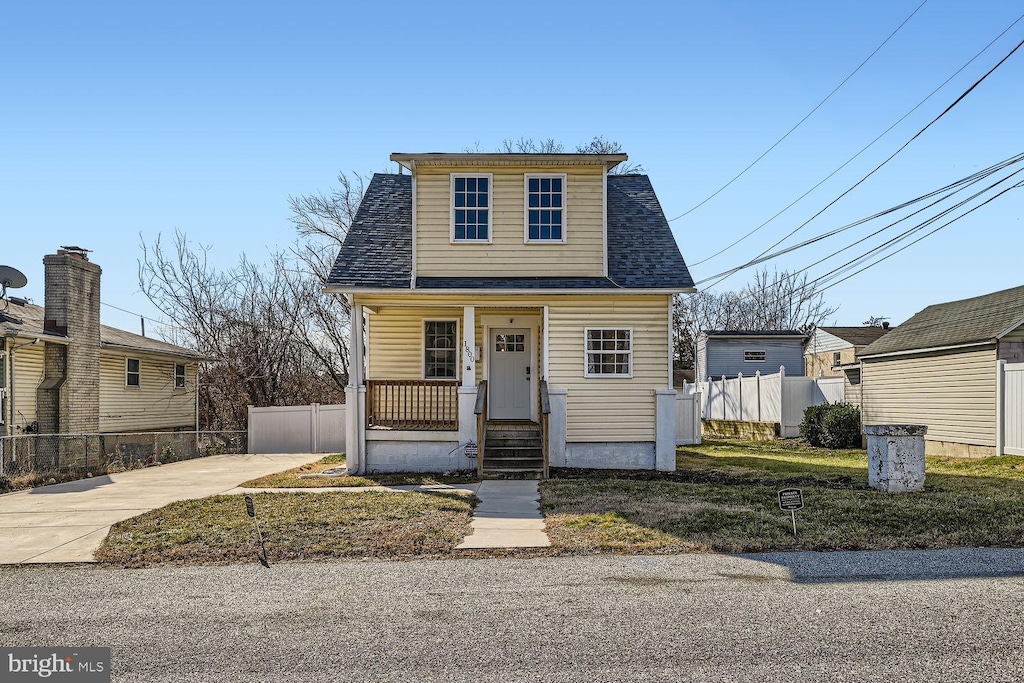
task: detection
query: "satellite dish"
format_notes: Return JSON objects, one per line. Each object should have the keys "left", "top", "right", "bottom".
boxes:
{"left": 0, "top": 265, "right": 28, "bottom": 289}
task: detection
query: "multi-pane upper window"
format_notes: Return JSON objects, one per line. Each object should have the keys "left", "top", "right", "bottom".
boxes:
{"left": 526, "top": 174, "right": 565, "bottom": 242}
{"left": 424, "top": 321, "right": 458, "bottom": 379}
{"left": 174, "top": 363, "right": 186, "bottom": 389}
{"left": 126, "top": 358, "right": 141, "bottom": 387}
{"left": 585, "top": 328, "right": 632, "bottom": 378}
{"left": 495, "top": 333, "right": 526, "bottom": 353}
{"left": 744, "top": 350, "right": 766, "bottom": 362}
{"left": 452, "top": 175, "right": 491, "bottom": 242}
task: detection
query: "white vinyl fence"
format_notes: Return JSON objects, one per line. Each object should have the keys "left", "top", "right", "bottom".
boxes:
{"left": 998, "top": 361, "right": 1024, "bottom": 456}
{"left": 248, "top": 404, "right": 346, "bottom": 454}
{"left": 675, "top": 392, "right": 702, "bottom": 446}
{"left": 691, "top": 367, "right": 846, "bottom": 438}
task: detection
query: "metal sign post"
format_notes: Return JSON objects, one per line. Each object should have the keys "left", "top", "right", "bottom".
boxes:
{"left": 778, "top": 488, "right": 804, "bottom": 538}
{"left": 244, "top": 494, "right": 270, "bottom": 568}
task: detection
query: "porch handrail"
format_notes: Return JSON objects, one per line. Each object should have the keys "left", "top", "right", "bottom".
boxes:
{"left": 540, "top": 380, "right": 550, "bottom": 478}
{"left": 475, "top": 380, "right": 487, "bottom": 478}
{"left": 365, "top": 379, "right": 458, "bottom": 431}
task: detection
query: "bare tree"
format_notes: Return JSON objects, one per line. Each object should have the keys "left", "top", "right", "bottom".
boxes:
{"left": 496, "top": 136, "right": 643, "bottom": 173}
{"left": 674, "top": 268, "right": 838, "bottom": 375}
{"left": 861, "top": 315, "right": 889, "bottom": 327}
{"left": 138, "top": 231, "right": 348, "bottom": 430}
{"left": 575, "top": 136, "right": 645, "bottom": 174}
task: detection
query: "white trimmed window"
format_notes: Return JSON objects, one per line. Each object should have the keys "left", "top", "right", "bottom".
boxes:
{"left": 451, "top": 174, "right": 491, "bottom": 242}
{"left": 126, "top": 358, "right": 141, "bottom": 387}
{"left": 174, "top": 363, "right": 186, "bottom": 389}
{"left": 424, "top": 320, "right": 459, "bottom": 379}
{"left": 585, "top": 328, "right": 632, "bottom": 378}
{"left": 525, "top": 174, "right": 566, "bottom": 242}
{"left": 744, "top": 350, "right": 766, "bottom": 362}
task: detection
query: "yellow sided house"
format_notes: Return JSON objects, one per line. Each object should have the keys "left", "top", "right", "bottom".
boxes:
{"left": 326, "top": 152, "right": 695, "bottom": 476}
{"left": 1, "top": 248, "right": 204, "bottom": 437}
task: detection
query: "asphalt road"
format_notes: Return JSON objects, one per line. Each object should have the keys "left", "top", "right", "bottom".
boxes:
{"left": 2, "top": 548, "right": 1024, "bottom": 682}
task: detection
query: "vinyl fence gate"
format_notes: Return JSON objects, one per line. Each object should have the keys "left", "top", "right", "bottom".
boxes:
{"left": 999, "top": 361, "right": 1024, "bottom": 456}
{"left": 247, "top": 404, "right": 346, "bottom": 454}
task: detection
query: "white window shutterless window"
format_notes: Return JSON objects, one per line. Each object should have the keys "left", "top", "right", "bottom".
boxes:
{"left": 174, "top": 363, "right": 186, "bottom": 389}
{"left": 424, "top": 320, "right": 459, "bottom": 379}
{"left": 525, "top": 174, "right": 566, "bottom": 242}
{"left": 585, "top": 328, "right": 632, "bottom": 378}
{"left": 126, "top": 358, "right": 141, "bottom": 387}
{"left": 451, "top": 174, "right": 492, "bottom": 242}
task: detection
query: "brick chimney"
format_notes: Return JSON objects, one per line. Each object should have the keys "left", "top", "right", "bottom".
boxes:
{"left": 36, "top": 247, "right": 101, "bottom": 434}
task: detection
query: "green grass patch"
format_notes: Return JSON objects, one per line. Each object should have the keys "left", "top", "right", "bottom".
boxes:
{"left": 240, "top": 454, "right": 478, "bottom": 488}
{"left": 542, "top": 439, "right": 1024, "bottom": 554}
{"left": 96, "top": 490, "right": 474, "bottom": 567}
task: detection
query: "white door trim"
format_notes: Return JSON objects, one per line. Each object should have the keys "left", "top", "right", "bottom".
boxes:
{"left": 481, "top": 314, "right": 540, "bottom": 422}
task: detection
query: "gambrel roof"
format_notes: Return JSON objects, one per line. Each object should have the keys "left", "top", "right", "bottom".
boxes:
{"left": 326, "top": 173, "right": 694, "bottom": 291}
{"left": 860, "top": 284, "right": 1024, "bottom": 358}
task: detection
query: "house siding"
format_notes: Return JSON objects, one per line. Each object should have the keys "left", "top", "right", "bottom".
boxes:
{"left": 700, "top": 338, "right": 805, "bottom": 380}
{"left": 357, "top": 293, "right": 670, "bottom": 443}
{"left": 98, "top": 350, "right": 197, "bottom": 432}
{"left": 9, "top": 343, "right": 45, "bottom": 432}
{"left": 805, "top": 348, "right": 859, "bottom": 378}
{"left": 415, "top": 165, "right": 605, "bottom": 278}
{"left": 861, "top": 345, "right": 997, "bottom": 449}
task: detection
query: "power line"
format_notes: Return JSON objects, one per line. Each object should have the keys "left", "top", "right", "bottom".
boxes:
{"left": 688, "top": 10, "right": 1024, "bottom": 268}
{"left": 695, "top": 152, "right": 1024, "bottom": 284}
{"left": 100, "top": 301, "right": 185, "bottom": 332}
{"left": 699, "top": 32, "right": 1024, "bottom": 291}
{"left": 669, "top": 0, "right": 930, "bottom": 223}
{"left": 684, "top": 156, "right": 1024, "bottom": 314}
{"left": 815, "top": 178, "right": 1024, "bottom": 293}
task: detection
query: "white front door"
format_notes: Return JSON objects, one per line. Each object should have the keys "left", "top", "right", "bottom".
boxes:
{"left": 489, "top": 328, "right": 532, "bottom": 419}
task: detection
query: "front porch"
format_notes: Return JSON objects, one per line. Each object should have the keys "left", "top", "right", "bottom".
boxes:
{"left": 345, "top": 302, "right": 557, "bottom": 477}
{"left": 361, "top": 376, "right": 552, "bottom": 478}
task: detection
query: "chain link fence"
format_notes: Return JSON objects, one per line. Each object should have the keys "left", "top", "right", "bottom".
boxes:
{"left": 0, "top": 431, "right": 247, "bottom": 484}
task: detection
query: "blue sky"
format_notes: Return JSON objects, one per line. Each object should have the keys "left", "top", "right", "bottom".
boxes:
{"left": 3, "top": 0, "right": 1022, "bottom": 335}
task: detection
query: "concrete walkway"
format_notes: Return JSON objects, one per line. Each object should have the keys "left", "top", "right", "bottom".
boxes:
{"left": 234, "top": 479, "right": 552, "bottom": 549}
{"left": 457, "top": 480, "right": 550, "bottom": 549}
{"left": 0, "top": 453, "right": 323, "bottom": 564}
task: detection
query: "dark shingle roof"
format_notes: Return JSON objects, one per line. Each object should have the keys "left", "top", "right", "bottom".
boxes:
{"left": 327, "top": 174, "right": 412, "bottom": 288}
{"left": 703, "top": 330, "right": 806, "bottom": 337}
{"left": 860, "top": 284, "right": 1024, "bottom": 357}
{"left": 0, "top": 301, "right": 206, "bottom": 360}
{"left": 326, "top": 173, "right": 693, "bottom": 290}
{"left": 606, "top": 175, "right": 692, "bottom": 288}
{"left": 818, "top": 326, "right": 891, "bottom": 347}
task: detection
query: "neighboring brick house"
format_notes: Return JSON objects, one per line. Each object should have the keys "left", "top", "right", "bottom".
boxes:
{"left": 326, "top": 152, "right": 694, "bottom": 475}
{"left": 1, "top": 249, "right": 204, "bottom": 436}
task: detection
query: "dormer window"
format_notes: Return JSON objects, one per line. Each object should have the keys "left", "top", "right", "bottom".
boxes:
{"left": 451, "top": 174, "right": 491, "bottom": 242}
{"left": 525, "top": 174, "right": 566, "bottom": 243}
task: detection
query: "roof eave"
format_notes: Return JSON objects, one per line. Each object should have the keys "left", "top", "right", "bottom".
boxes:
{"left": 325, "top": 285, "right": 693, "bottom": 295}
{"left": 390, "top": 152, "right": 629, "bottom": 172}
{"left": 100, "top": 341, "right": 210, "bottom": 361}
{"left": 859, "top": 339, "right": 996, "bottom": 360}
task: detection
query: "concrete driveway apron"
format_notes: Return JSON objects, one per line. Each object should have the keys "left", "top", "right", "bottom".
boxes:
{"left": 0, "top": 453, "right": 322, "bottom": 564}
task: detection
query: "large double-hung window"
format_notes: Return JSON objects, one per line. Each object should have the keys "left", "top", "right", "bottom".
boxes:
{"left": 525, "top": 174, "right": 566, "bottom": 242}
{"left": 451, "top": 174, "right": 491, "bottom": 242}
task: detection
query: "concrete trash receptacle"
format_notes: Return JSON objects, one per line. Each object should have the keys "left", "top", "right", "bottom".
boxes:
{"left": 863, "top": 424, "right": 927, "bottom": 493}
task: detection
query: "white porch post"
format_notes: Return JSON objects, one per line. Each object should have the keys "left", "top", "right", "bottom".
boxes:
{"left": 457, "top": 306, "right": 479, "bottom": 468}
{"left": 462, "top": 306, "right": 476, "bottom": 387}
{"left": 345, "top": 303, "right": 366, "bottom": 474}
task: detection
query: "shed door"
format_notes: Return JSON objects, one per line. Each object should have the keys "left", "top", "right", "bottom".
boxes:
{"left": 489, "top": 328, "right": 531, "bottom": 420}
